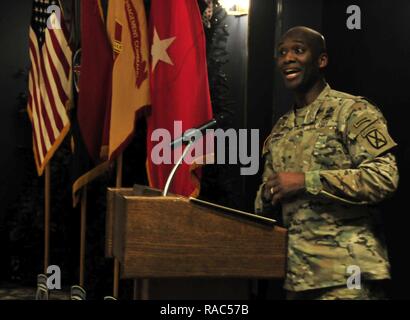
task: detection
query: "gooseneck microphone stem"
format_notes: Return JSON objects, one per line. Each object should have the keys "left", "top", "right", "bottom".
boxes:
{"left": 162, "top": 139, "right": 195, "bottom": 197}
{"left": 164, "top": 113, "right": 227, "bottom": 196}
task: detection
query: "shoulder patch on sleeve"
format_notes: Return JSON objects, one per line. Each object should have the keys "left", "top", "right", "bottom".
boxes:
{"left": 346, "top": 102, "right": 382, "bottom": 138}
{"left": 364, "top": 128, "right": 388, "bottom": 149}
{"left": 353, "top": 116, "right": 375, "bottom": 130}
{"left": 346, "top": 102, "right": 397, "bottom": 157}
{"left": 356, "top": 121, "right": 397, "bottom": 156}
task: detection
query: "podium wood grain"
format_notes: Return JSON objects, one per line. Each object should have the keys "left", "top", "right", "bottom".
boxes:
{"left": 106, "top": 187, "right": 287, "bottom": 279}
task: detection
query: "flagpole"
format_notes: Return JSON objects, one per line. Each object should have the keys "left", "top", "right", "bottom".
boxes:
{"left": 113, "top": 153, "right": 123, "bottom": 298}
{"left": 79, "top": 186, "right": 87, "bottom": 287}
{"left": 113, "top": 258, "right": 120, "bottom": 298}
{"left": 44, "top": 163, "right": 51, "bottom": 274}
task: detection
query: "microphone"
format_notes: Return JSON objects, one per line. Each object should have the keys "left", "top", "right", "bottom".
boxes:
{"left": 170, "top": 113, "right": 227, "bottom": 148}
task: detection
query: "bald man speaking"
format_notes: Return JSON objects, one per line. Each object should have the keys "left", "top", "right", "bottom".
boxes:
{"left": 255, "top": 27, "right": 399, "bottom": 300}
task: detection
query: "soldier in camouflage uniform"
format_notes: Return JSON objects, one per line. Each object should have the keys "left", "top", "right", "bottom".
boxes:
{"left": 255, "top": 26, "right": 399, "bottom": 300}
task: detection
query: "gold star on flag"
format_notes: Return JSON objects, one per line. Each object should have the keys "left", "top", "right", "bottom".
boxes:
{"left": 151, "top": 27, "right": 176, "bottom": 72}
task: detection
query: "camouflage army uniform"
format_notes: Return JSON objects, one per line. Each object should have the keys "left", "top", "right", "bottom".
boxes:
{"left": 286, "top": 281, "right": 387, "bottom": 300}
{"left": 255, "top": 84, "right": 399, "bottom": 296}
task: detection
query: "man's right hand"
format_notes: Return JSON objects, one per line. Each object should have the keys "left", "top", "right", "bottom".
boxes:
{"left": 262, "top": 172, "right": 306, "bottom": 206}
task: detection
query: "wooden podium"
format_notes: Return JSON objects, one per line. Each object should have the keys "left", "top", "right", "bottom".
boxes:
{"left": 105, "top": 185, "right": 287, "bottom": 279}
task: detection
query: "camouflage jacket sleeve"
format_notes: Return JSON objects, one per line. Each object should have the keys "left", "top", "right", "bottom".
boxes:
{"left": 255, "top": 150, "right": 274, "bottom": 213}
{"left": 305, "top": 102, "right": 399, "bottom": 204}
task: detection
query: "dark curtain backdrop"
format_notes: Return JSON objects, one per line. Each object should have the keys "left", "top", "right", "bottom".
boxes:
{"left": 322, "top": 0, "right": 410, "bottom": 300}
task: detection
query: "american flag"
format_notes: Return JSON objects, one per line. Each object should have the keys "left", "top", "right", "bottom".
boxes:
{"left": 28, "top": 0, "right": 72, "bottom": 175}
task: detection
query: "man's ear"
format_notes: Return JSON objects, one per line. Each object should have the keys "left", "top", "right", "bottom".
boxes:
{"left": 318, "top": 53, "right": 328, "bottom": 69}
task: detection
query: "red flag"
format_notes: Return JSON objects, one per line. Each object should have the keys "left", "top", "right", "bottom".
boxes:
{"left": 77, "top": 0, "right": 113, "bottom": 163}
{"left": 28, "top": 0, "right": 72, "bottom": 175}
{"left": 71, "top": 0, "right": 112, "bottom": 206}
{"left": 146, "top": 0, "right": 213, "bottom": 197}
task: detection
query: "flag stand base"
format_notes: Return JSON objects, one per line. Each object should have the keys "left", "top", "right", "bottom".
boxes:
{"left": 70, "top": 285, "right": 86, "bottom": 300}
{"left": 35, "top": 274, "right": 49, "bottom": 300}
